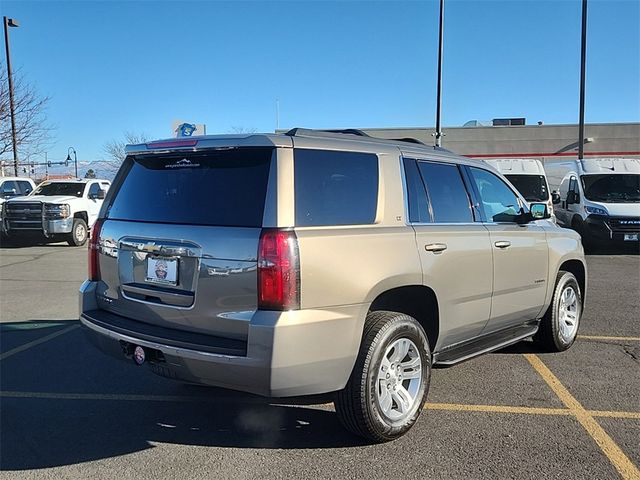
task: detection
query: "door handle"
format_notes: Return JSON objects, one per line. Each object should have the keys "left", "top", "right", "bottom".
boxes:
{"left": 425, "top": 243, "right": 447, "bottom": 253}
{"left": 494, "top": 241, "right": 511, "bottom": 249}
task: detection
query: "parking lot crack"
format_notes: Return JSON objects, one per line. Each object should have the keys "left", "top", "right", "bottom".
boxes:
{"left": 622, "top": 345, "right": 640, "bottom": 363}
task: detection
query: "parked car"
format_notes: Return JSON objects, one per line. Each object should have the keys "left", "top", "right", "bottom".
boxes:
{"left": 0, "top": 177, "right": 37, "bottom": 240}
{"left": 2, "top": 178, "right": 110, "bottom": 246}
{"left": 80, "top": 129, "right": 586, "bottom": 442}
{"left": 545, "top": 158, "right": 640, "bottom": 250}
{"left": 0, "top": 177, "right": 36, "bottom": 206}
{"left": 481, "top": 158, "right": 556, "bottom": 221}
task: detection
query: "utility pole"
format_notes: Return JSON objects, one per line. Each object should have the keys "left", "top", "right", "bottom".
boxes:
{"left": 3, "top": 17, "right": 20, "bottom": 175}
{"left": 578, "top": 0, "right": 588, "bottom": 160}
{"left": 434, "top": 0, "right": 445, "bottom": 147}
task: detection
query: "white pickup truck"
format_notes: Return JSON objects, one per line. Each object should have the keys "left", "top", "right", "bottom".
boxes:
{"left": 2, "top": 179, "right": 110, "bottom": 246}
{"left": 0, "top": 177, "right": 36, "bottom": 207}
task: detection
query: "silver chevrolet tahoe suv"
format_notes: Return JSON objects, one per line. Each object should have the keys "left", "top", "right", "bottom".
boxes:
{"left": 80, "top": 129, "right": 586, "bottom": 442}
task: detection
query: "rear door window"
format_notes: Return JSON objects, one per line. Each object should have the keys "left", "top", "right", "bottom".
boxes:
{"left": 417, "top": 161, "right": 474, "bottom": 223}
{"left": 105, "top": 148, "right": 273, "bottom": 227}
{"left": 294, "top": 149, "right": 378, "bottom": 226}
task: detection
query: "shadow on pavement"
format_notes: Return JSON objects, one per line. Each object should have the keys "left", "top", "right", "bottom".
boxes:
{"left": 0, "top": 393, "right": 367, "bottom": 470}
{"left": 0, "top": 238, "right": 76, "bottom": 248}
{"left": 0, "top": 321, "right": 367, "bottom": 470}
{"left": 0, "top": 320, "right": 78, "bottom": 353}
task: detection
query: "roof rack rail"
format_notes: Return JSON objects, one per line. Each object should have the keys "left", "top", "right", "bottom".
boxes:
{"left": 390, "top": 137, "right": 426, "bottom": 145}
{"left": 285, "top": 128, "right": 371, "bottom": 138}
{"left": 434, "top": 146, "right": 455, "bottom": 154}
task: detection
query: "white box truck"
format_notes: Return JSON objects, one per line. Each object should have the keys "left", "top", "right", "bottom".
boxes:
{"left": 545, "top": 158, "right": 640, "bottom": 249}
{"left": 482, "top": 158, "right": 555, "bottom": 221}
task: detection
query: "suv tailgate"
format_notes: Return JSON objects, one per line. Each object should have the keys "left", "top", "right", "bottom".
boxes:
{"left": 94, "top": 147, "right": 273, "bottom": 343}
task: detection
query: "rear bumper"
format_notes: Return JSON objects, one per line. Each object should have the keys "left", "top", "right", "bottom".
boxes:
{"left": 80, "top": 280, "right": 366, "bottom": 397}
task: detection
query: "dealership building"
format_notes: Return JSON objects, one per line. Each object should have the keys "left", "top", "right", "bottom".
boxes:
{"left": 359, "top": 122, "right": 640, "bottom": 162}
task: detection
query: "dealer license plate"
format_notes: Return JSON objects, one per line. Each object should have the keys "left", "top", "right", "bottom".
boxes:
{"left": 146, "top": 256, "right": 178, "bottom": 286}
{"left": 624, "top": 234, "right": 639, "bottom": 241}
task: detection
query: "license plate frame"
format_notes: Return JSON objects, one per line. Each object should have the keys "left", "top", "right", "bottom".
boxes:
{"left": 624, "top": 234, "right": 639, "bottom": 241}
{"left": 145, "top": 256, "right": 179, "bottom": 286}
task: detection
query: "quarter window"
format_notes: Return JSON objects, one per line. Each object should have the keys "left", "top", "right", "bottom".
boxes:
{"left": 403, "top": 159, "right": 431, "bottom": 223}
{"left": 470, "top": 167, "right": 522, "bottom": 223}
{"left": 294, "top": 149, "right": 378, "bottom": 226}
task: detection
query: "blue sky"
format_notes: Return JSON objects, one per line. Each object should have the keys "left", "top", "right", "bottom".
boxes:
{"left": 1, "top": 0, "right": 639, "bottom": 170}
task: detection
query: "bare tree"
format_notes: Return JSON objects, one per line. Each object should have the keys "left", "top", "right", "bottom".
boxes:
{"left": 102, "top": 131, "right": 149, "bottom": 172}
{"left": 0, "top": 63, "right": 53, "bottom": 163}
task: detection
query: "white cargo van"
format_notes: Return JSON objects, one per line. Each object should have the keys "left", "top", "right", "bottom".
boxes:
{"left": 545, "top": 158, "right": 640, "bottom": 249}
{"left": 482, "top": 159, "right": 555, "bottom": 219}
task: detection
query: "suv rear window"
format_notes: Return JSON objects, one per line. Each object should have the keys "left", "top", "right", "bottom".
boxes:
{"left": 294, "top": 149, "right": 378, "bottom": 226}
{"left": 105, "top": 148, "right": 273, "bottom": 227}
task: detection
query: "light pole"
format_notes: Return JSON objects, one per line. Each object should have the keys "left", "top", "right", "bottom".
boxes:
{"left": 3, "top": 16, "right": 20, "bottom": 176}
{"left": 434, "top": 0, "right": 445, "bottom": 147}
{"left": 66, "top": 147, "right": 78, "bottom": 178}
{"left": 577, "top": 0, "right": 588, "bottom": 161}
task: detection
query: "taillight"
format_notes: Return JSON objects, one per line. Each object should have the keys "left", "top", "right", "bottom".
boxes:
{"left": 257, "top": 229, "right": 300, "bottom": 310}
{"left": 88, "top": 219, "right": 103, "bottom": 281}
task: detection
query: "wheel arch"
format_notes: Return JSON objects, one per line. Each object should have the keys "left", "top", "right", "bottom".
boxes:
{"left": 558, "top": 259, "right": 587, "bottom": 306}
{"left": 74, "top": 211, "right": 88, "bottom": 224}
{"left": 368, "top": 285, "right": 439, "bottom": 352}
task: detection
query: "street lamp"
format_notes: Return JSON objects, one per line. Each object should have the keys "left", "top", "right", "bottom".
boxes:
{"left": 66, "top": 147, "right": 78, "bottom": 178}
{"left": 3, "top": 16, "right": 20, "bottom": 176}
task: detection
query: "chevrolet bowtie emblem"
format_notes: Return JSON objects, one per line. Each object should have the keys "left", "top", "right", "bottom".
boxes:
{"left": 139, "top": 243, "right": 162, "bottom": 253}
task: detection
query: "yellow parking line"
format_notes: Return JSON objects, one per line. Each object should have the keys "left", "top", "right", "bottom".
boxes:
{"left": 590, "top": 410, "right": 640, "bottom": 420}
{"left": 579, "top": 335, "right": 640, "bottom": 342}
{"left": 525, "top": 354, "right": 640, "bottom": 480}
{"left": 2, "top": 390, "right": 638, "bottom": 421}
{"left": 425, "top": 402, "right": 571, "bottom": 416}
{"left": 0, "top": 324, "right": 80, "bottom": 361}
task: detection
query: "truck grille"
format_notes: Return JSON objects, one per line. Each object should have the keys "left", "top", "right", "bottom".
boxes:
{"left": 4, "top": 202, "right": 43, "bottom": 230}
{"left": 609, "top": 217, "right": 640, "bottom": 233}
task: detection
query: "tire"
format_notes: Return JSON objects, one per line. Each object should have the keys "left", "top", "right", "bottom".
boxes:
{"left": 533, "top": 271, "right": 582, "bottom": 352}
{"left": 334, "top": 310, "right": 431, "bottom": 443}
{"left": 67, "top": 218, "right": 88, "bottom": 246}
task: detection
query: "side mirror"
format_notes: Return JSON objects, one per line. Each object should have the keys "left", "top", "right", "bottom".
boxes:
{"left": 552, "top": 192, "right": 561, "bottom": 204}
{"left": 97, "top": 189, "right": 106, "bottom": 200}
{"left": 566, "top": 191, "right": 580, "bottom": 204}
{"left": 530, "top": 203, "right": 551, "bottom": 220}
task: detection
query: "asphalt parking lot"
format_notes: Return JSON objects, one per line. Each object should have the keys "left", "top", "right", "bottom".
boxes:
{"left": 0, "top": 244, "right": 638, "bottom": 479}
